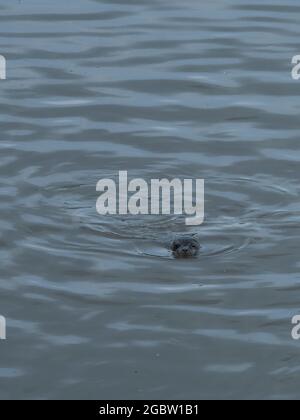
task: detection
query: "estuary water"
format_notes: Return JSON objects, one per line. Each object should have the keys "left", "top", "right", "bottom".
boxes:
{"left": 0, "top": 0, "right": 300, "bottom": 400}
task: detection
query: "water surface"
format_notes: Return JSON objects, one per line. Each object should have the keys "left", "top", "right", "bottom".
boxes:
{"left": 0, "top": 0, "right": 300, "bottom": 400}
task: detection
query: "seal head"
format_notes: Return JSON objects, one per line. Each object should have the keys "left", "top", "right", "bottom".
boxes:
{"left": 171, "top": 236, "right": 200, "bottom": 259}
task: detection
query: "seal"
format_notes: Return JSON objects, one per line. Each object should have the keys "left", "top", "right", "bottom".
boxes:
{"left": 171, "top": 236, "right": 201, "bottom": 259}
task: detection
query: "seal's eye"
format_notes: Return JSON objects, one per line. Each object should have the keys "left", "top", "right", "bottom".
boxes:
{"left": 172, "top": 242, "right": 180, "bottom": 250}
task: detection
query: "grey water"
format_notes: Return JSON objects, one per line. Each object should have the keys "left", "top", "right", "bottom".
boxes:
{"left": 0, "top": 0, "right": 300, "bottom": 400}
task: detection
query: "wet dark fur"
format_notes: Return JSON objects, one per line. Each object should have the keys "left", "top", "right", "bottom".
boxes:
{"left": 171, "top": 236, "right": 200, "bottom": 259}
